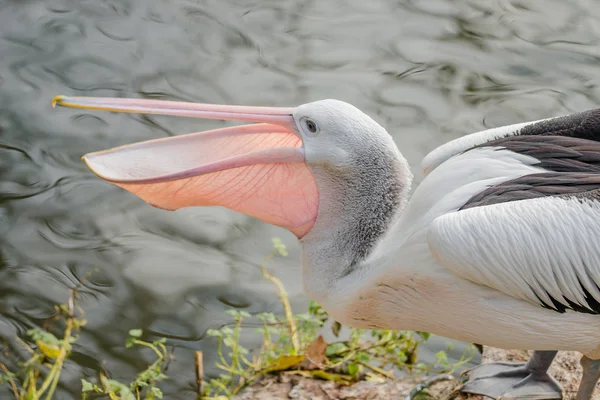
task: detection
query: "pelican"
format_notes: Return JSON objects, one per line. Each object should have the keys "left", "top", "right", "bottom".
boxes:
{"left": 54, "top": 95, "right": 600, "bottom": 399}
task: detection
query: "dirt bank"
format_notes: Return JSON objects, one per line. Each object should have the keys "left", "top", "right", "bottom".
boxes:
{"left": 235, "top": 347, "right": 598, "bottom": 400}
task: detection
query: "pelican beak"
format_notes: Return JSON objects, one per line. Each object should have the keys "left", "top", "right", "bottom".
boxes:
{"left": 53, "top": 96, "right": 319, "bottom": 237}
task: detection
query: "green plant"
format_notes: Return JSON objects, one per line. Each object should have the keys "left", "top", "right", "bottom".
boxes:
{"left": 0, "top": 290, "right": 86, "bottom": 400}
{"left": 0, "top": 288, "right": 170, "bottom": 400}
{"left": 201, "top": 238, "right": 474, "bottom": 399}
{"left": 80, "top": 329, "right": 169, "bottom": 400}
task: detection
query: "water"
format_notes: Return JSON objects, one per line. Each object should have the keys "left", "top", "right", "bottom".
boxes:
{"left": 2, "top": 0, "right": 600, "bottom": 398}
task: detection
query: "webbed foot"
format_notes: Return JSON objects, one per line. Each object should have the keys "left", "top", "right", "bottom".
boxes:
{"left": 460, "top": 351, "right": 563, "bottom": 400}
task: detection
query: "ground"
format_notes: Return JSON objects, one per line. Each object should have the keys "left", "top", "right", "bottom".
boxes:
{"left": 235, "top": 347, "right": 600, "bottom": 400}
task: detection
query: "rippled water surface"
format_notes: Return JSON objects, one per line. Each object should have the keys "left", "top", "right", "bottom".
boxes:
{"left": 2, "top": 0, "right": 600, "bottom": 398}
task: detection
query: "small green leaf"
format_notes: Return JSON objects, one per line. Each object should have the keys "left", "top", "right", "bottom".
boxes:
{"left": 104, "top": 378, "right": 136, "bottom": 400}
{"left": 105, "top": 378, "right": 123, "bottom": 392}
{"left": 27, "top": 329, "right": 60, "bottom": 345}
{"left": 417, "top": 331, "right": 431, "bottom": 340}
{"left": 347, "top": 362, "right": 359, "bottom": 377}
{"left": 326, "top": 342, "right": 347, "bottom": 356}
{"left": 151, "top": 387, "right": 164, "bottom": 398}
{"left": 74, "top": 318, "right": 88, "bottom": 328}
{"left": 129, "top": 329, "right": 143, "bottom": 338}
{"left": 257, "top": 312, "right": 277, "bottom": 323}
{"left": 221, "top": 327, "right": 234, "bottom": 336}
{"left": 397, "top": 352, "right": 408, "bottom": 363}
{"left": 155, "top": 372, "right": 168, "bottom": 381}
{"left": 0, "top": 373, "right": 11, "bottom": 385}
{"left": 81, "top": 379, "right": 94, "bottom": 392}
{"left": 435, "top": 350, "right": 449, "bottom": 367}
{"left": 206, "top": 329, "right": 222, "bottom": 338}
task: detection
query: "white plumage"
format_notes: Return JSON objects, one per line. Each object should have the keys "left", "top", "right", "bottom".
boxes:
{"left": 321, "top": 145, "right": 600, "bottom": 353}
{"left": 430, "top": 196, "right": 600, "bottom": 312}
{"left": 421, "top": 119, "right": 544, "bottom": 175}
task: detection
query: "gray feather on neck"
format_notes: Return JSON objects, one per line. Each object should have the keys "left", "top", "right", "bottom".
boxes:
{"left": 301, "top": 142, "right": 411, "bottom": 297}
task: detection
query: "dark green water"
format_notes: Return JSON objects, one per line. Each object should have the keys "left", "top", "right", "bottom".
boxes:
{"left": 2, "top": 0, "right": 600, "bottom": 398}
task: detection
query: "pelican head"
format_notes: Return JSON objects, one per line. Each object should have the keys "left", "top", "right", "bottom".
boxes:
{"left": 53, "top": 96, "right": 412, "bottom": 301}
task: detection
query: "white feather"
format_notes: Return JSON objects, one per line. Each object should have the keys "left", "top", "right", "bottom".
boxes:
{"left": 428, "top": 196, "right": 600, "bottom": 313}
{"left": 389, "top": 146, "right": 544, "bottom": 243}
{"left": 421, "top": 119, "right": 551, "bottom": 176}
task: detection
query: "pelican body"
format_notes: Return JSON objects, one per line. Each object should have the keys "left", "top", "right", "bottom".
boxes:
{"left": 54, "top": 95, "right": 600, "bottom": 399}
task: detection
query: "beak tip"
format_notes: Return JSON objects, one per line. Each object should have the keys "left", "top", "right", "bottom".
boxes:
{"left": 81, "top": 154, "right": 95, "bottom": 171}
{"left": 52, "top": 95, "right": 66, "bottom": 108}
{"left": 81, "top": 153, "right": 108, "bottom": 181}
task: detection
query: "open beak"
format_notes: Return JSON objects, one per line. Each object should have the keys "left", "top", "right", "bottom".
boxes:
{"left": 53, "top": 96, "right": 319, "bottom": 237}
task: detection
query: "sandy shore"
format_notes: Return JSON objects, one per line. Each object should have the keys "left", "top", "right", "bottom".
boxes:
{"left": 235, "top": 347, "right": 599, "bottom": 400}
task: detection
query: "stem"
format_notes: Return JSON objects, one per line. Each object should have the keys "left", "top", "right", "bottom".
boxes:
{"left": 100, "top": 372, "right": 119, "bottom": 400}
{"left": 232, "top": 365, "right": 265, "bottom": 396}
{"left": 211, "top": 379, "right": 231, "bottom": 397}
{"left": 261, "top": 252, "right": 299, "bottom": 353}
{"left": 0, "top": 362, "right": 19, "bottom": 400}
{"left": 19, "top": 368, "right": 28, "bottom": 399}
{"left": 447, "top": 344, "right": 475, "bottom": 373}
{"left": 356, "top": 360, "right": 395, "bottom": 379}
{"left": 28, "top": 368, "right": 37, "bottom": 398}
{"left": 15, "top": 336, "right": 35, "bottom": 354}
{"left": 41, "top": 312, "right": 74, "bottom": 399}
{"left": 132, "top": 340, "right": 164, "bottom": 360}
{"left": 39, "top": 290, "right": 82, "bottom": 400}
{"left": 195, "top": 351, "right": 204, "bottom": 396}
{"left": 156, "top": 342, "right": 168, "bottom": 357}
{"left": 231, "top": 318, "right": 242, "bottom": 372}
{"left": 216, "top": 340, "right": 228, "bottom": 371}
{"left": 214, "top": 363, "right": 245, "bottom": 375}
{"left": 240, "top": 353, "right": 254, "bottom": 368}
{"left": 263, "top": 323, "right": 272, "bottom": 346}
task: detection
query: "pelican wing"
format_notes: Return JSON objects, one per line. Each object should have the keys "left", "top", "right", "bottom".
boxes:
{"left": 422, "top": 107, "right": 600, "bottom": 176}
{"left": 428, "top": 182, "right": 600, "bottom": 314}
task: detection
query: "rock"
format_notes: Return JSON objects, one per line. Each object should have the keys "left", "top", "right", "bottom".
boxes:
{"left": 234, "top": 377, "right": 293, "bottom": 400}
{"left": 233, "top": 374, "right": 424, "bottom": 400}
{"left": 235, "top": 347, "right": 600, "bottom": 400}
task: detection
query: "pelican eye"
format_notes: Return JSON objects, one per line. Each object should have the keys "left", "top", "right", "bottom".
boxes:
{"left": 301, "top": 117, "right": 319, "bottom": 136}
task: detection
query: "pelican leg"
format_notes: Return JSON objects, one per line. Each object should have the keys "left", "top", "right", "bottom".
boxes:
{"left": 460, "top": 350, "right": 563, "bottom": 399}
{"left": 576, "top": 356, "right": 600, "bottom": 400}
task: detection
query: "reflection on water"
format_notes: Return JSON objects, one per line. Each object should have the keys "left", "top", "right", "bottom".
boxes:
{"left": 2, "top": 0, "right": 600, "bottom": 397}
